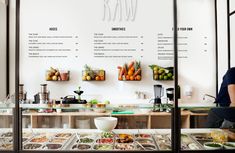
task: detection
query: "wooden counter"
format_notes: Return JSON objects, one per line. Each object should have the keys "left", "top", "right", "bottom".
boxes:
{"left": 0, "top": 110, "right": 208, "bottom": 129}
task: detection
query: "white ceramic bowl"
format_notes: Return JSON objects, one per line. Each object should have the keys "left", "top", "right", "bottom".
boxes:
{"left": 223, "top": 142, "right": 235, "bottom": 149}
{"left": 203, "top": 142, "right": 223, "bottom": 150}
{"left": 94, "top": 117, "right": 117, "bottom": 132}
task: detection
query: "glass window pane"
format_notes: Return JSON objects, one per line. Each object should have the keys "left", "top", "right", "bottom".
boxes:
{"left": 19, "top": 0, "right": 174, "bottom": 151}
{"left": 178, "top": 0, "right": 235, "bottom": 151}
{"left": 0, "top": 2, "right": 14, "bottom": 151}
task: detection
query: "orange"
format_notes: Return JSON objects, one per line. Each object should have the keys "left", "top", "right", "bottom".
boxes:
{"left": 130, "top": 67, "right": 135, "bottom": 72}
{"left": 125, "top": 75, "right": 130, "bottom": 80}
{"left": 128, "top": 70, "right": 134, "bottom": 76}
{"left": 136, "top": 75, "right": 141, "bottom": 80}
{"left": 95, "top": 76, "right": 100, "bottom": 81}
{"left": 118, "top": 76, "right": 122, "bottom": 80}
{"left": 130, "top": 76, "right": 134, "bottom": 81}
{"left": 100, "top": 76, "right": 105, "bottom": 80}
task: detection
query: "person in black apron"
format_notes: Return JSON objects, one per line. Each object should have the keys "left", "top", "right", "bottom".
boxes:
{"left": 206, "top": 68, "right": 235, "bottom": 128}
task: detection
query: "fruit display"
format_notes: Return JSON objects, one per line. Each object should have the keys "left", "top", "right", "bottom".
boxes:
{"left": 117, "top": 61, "right": 141, "bottom": 81}
{"left": 82, "top": 65, "right": 105, "bottom": 81}
{"left": 149, "top": 65, "right": 174, "bottom": 80}
{"left": 46, "top": 67, "right": 69, "bottom": 81}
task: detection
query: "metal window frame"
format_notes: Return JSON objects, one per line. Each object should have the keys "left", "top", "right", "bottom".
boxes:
{"left": 10, "top": 0, "right": 221, "bottom": 153}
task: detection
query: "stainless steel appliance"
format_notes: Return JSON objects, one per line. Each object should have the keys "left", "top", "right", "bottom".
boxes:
{"left": 19, "top": 84, "right": 27, "bottom": 103}
{"left": 34, "top": 84, "right": 50, "bottom": 104}
{"left": 153, "top": 84, "right": 164, "bottom": 112}
{"left": 166, "top": 88, "right": 174, "bottom": 103}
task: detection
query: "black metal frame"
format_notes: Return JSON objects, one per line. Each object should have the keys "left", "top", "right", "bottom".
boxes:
{"left": 6, "top": 0, "right": 10, "bottom": 96}
{"left": 215, "top": 0, "right": 219, "bottom": 98}
{"left": 227, "top": 0, "right": 231, "bottom": 69}
{"left": 5, "top": 0, "right": 224, "bottom": 153}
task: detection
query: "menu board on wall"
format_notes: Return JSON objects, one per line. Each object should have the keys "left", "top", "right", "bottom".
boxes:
{"left": 20, "top": 0, "right": 215, "bottom": 103}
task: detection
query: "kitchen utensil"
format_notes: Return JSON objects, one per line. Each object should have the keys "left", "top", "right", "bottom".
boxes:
{"left": 153, "top": 84, "right": 164, "bottom": 112}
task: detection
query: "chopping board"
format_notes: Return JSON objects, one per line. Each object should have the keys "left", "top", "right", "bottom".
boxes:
{"left": 112, "top": 111, "right": 134, "bottom": 114}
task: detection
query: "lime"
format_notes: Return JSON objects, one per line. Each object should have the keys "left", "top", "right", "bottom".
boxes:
{"left": 159, "top": 75, "right": 163, "bottom": 80}
{"left": 158, "top": 69, "right": 164, "bottom": 74}
{"left": 99, "top": 70, "right": 105, "bottom": 76}
{"left": 167, "top": 73, "right": 173, "bottom": 77}
{"left": 164, "top": 76, "right": 168, "bottom": 80}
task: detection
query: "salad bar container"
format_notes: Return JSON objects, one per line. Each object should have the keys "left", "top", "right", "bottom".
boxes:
{"left": 0, "top": 130, "right": 235, "bottom": 151}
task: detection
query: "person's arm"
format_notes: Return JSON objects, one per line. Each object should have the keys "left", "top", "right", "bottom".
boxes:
{"left": 228, "top": 84, "right": 235, "bottom": 107}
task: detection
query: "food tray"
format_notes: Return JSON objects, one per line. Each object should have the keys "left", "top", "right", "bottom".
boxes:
{"left": 0, "top": 132, "right": 13, "bottom": 138}
{"left": 24, "top": 132, "right": 75, "bottom": 150}
{"left": 67, "top": 132, "right": 159, "bottom": 151}
{"left": 0, "top": 143, "right": 13, "bottom": 150}
{"left": 162, "top": 133, "right": 203, "bottom": 150}
{"left": 154, "top": 134, "right": 171, "bottom": 150}
{"left": 23, "top": 143, "right": 43, "bottom": 150}
{"left": 190, "top": 133, "right": 213, "bottom": 145}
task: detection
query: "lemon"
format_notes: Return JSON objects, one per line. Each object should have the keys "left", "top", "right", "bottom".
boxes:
{"left": 99, "top": 70, "right": 105, "bottom": 77}
{"left": 154, "top": 75, "right": 158, "bottom": 80}
{"left": 86, "top": 76, "right": 91, "bottom": 81}
{"left": 154, "top": 70, "right": 158, "bottom": 74}
{"left": 153, "top": 66, "right": 158, "bottom": 71}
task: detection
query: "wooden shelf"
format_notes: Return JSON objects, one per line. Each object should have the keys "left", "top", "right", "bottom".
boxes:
{"left": 0, "top": 110, "right": 208, "bottom": 129}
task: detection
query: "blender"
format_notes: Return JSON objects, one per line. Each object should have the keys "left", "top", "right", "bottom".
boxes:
{"left": 153, "top": 84, "right": 164, "bottom": 112}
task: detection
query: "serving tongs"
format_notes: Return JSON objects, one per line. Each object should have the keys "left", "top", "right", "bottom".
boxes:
{"left": 76, "top": 133, "right": 81, "bottom": 143}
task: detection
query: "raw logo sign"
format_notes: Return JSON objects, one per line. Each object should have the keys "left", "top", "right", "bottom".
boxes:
{"left": 103, "top": 0, "right": 138, "bottom": 22}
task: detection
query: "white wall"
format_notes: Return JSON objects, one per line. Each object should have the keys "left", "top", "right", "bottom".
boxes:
{"left": 7, "top": 0, "right": 232, "bottom": 104}
{"left": 217, "top": 0, "right": 228, "bottom": 88}
{"left": 0, "top": 2, "right": 6, "bottom": 100}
